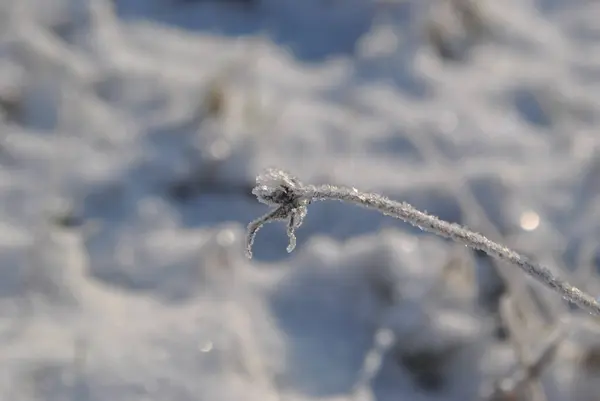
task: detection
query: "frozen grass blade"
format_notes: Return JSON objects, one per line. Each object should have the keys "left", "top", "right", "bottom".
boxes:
{"left": 246, "top": 168, "right": 600, "bottom": 317}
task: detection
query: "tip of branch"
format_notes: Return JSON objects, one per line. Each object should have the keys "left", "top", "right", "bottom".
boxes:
{"left": 246, "top": 169, "right": 309, "bottom": 258}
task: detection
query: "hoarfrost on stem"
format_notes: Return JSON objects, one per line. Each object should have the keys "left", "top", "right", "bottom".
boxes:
{"left": 246, "top": 168, "right": 600, "bottom": 317}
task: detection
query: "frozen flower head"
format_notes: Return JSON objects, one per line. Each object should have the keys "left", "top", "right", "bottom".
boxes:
{"left": 252, "top": 168, "right": 305, "bottom": 207}
{"left": 246, "top": 169, "right": 310, "bottom": 258}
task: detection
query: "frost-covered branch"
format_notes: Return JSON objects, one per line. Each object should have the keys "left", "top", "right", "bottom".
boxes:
{"left": 245, "top": 168, "right": 600, "bottom": 317}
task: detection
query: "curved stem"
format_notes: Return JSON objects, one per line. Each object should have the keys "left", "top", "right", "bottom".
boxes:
{"left": 246, "top": 169, "right": 600, "bottom": 317}
{"left": 302, "top": 184, "right": 600, "bottom": 317}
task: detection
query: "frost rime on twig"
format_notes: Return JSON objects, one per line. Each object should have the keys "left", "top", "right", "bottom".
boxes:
{"left": 245, "top": 168, "right": 600, "bottom": 317}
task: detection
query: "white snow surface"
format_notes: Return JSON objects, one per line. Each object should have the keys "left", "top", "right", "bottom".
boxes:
{"left": 0, "top": 0, "right": 599, "bottom": 400}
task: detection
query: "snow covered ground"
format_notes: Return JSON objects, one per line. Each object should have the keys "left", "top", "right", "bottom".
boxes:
{"left": 0, "top": 0, "right": 599, "bottom": 400}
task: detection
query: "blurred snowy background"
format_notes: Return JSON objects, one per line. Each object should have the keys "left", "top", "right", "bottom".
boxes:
{"left": 0, "top": 0, "right": 599, "bottom": 400}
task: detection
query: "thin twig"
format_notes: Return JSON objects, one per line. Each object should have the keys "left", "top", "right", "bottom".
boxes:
{"left": 485, "top": 324, "right": 563, "bottom": 400}
{"left": 245, "top": 168, "right": 600, "bottom": 317}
